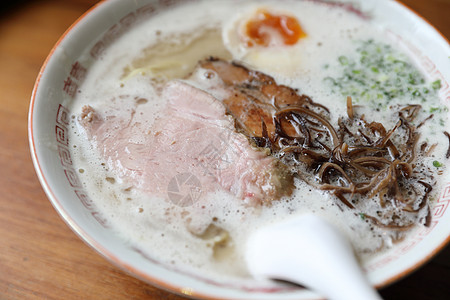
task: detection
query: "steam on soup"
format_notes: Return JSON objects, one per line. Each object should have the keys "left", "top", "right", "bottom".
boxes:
{"left": 68, "top": 0, "right": 449, "bottom": 286}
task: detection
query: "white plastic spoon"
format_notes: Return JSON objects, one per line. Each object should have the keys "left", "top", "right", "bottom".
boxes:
{"left": 246, "top": 214, "right": 382, "bottom": 300}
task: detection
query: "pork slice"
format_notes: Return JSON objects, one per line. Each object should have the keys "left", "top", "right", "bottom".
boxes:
{"left": 198, "top": 58, "right": 317, "bottom": 140}
{"left": 79, "top": 81, "right": 293, "bottom": 205}
{"left": 200, "top": 58, "right": 275, "bottom": 86}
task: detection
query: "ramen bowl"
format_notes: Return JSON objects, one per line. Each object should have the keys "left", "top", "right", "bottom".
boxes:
{"left": 29, "top": 0, "right": 450, "bottom": 299}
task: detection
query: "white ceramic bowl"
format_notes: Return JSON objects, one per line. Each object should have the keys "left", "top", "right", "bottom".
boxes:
{"left": 29, "top": 0, "right": 450, "bottom": 299}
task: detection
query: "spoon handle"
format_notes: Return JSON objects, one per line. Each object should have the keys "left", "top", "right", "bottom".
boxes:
{"left": 246, "top": 215, "right": 383, "bottom": 300}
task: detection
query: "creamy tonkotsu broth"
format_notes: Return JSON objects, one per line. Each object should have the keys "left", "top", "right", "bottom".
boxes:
{"left": 68, "top": 0, "right": 449, "bottom": 285}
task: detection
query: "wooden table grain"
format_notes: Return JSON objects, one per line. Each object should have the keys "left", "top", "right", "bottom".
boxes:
{"left": 0, "top": 0, "right": 448, "bottom": 299}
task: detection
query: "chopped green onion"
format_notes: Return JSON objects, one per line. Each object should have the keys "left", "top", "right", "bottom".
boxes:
{"left": 323, "top": 40, "right": 441, "bottom": 110}
{"left": 433, "top": 161, "right": 443, "bottom": 168}
{"left": 432, "top": 79, "right": 441, "bottom": 90}
{"left": 339, "top": 56, "right": 349, "bottom": 65}
{"left": 323, "top": 77, "right": 336, "bottom": 86}
{"left": 430, "top": 107, "right": 440, "bottom": 113}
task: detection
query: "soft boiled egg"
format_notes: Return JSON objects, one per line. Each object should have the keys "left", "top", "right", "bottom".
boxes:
{"left": 222, "top": 7, "right": 308, "bottom": 75}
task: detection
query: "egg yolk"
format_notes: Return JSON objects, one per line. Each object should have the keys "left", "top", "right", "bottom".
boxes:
{"left": 245, "top": 9, "right": 306, "bottom": 47}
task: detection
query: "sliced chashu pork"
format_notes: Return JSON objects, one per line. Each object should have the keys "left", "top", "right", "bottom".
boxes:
{"left": 198, "top": 58, "right": 329, "bottom": 140}
{"left": 80, "top": 81, "right": 293, "bottom": 206}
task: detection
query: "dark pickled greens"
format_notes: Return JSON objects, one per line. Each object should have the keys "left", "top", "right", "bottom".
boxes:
{"left": 262, "top": 98, "right": 437, "bottom": 230}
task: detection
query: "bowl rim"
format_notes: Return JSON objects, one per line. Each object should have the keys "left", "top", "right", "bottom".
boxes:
{"left": 28, "top": 0, "right": 450, "bottom": 298}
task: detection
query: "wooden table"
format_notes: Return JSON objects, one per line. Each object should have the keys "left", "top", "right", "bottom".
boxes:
{"left": 0, "top": 0, "right": 449, "bottom": 299}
